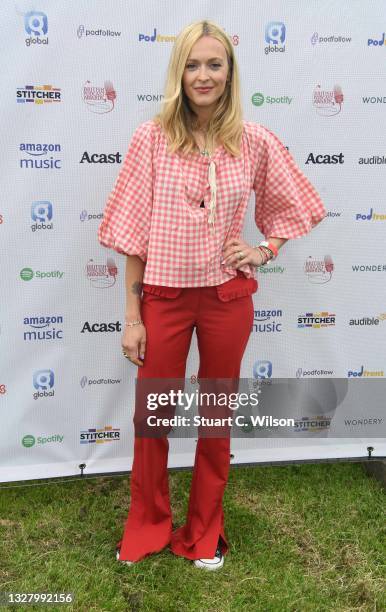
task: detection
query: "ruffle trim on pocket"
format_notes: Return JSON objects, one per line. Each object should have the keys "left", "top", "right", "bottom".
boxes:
{"left": 142, "top": 284, "right": 183, "bottom": 299}
{"left": 216, "top": 276, "right": 258, "bottom": 302}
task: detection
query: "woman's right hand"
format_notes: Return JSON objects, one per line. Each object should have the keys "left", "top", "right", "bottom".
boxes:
{"left": 122, "top": 323, "right": 146, "bottom": 367}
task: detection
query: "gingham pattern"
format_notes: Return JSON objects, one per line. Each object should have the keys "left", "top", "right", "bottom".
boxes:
{"left": 98, "top": 119, "right": 327, "bottom": 287}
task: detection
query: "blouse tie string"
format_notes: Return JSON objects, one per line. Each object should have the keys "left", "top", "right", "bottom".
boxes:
{"left": 207, "top": 159, "right": 217, "bottom": 228}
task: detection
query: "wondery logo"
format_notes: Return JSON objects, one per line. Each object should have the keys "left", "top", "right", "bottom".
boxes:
{"left": 367, "top": 33, "right": 386, "bottom": 47}
{"left": 20, "top": 268, "right": 64, "bottom": 281}
{"left": 298, "top": 312, "right": 336, "bottom": 328}
{"left": 313, "top": 84, "right": 343, "bottom": 116}
{"left": 77, "top": 24, "right": 121, "bottom": 38}
{"left": 304, "top": 255, "right": 334, "bottom": 283}
{"left": 30, "top": 201, "right": 53, "bottom": 231}
{"left": 253, "top": 360, "right": 272, "bottom": 379}
{"left": 311, "top": 32, "right": 351, "bottom": 44}
{"left": 81, "top": 321, "right": 121, "bottom": 333}
{"left": 23, "top": 315, "right": 63, "bottom": 341}
{"left": 80, "top": 426, "right": 121, "bottom": 444}
{"left": 19, "top": 143, "right": 62, "bottom": 169}
{"left": 348, "top": 365, "right": 384, "bottom": 377}
{"left": 253, "top": 309, "right": 283, "bottom": 333}
{"left": 356, "top": 208, "right": 386, "bottom": 221}
{"left": 265, "top": 21, "right": 286, "bottom": 54}
{"left": 80, "top": 151, "right": 122, "bottom": 163}
{"left": 352, "top": 264, "right": 386, "bottom": 272}
{"left": 16, "top": 85, "right": 61, "bottom": 104}
{"left": 80, "top": 210, "right": 103, "bottom": 222}
{"left": 362, "top": 96, "right": 386, "bottom": 104}
{"left": 32, "top": 369, "right": 55, "bottom": 400}
{"left": 305, "top": 153, "right": 344, "bottom": 164}
{"left": 137, "top": 93, "right": 164, "bottom": 103}
{"left": 24, "top": 10, "right": 48, "bottom": 46}
{"left": 138, "top": 28, "right": 176, "bottom": 42}
{"left": 251, "top": 92, "right": 292, "bottom": 106}
{"left": 82, "top": 80, "right": 116, "bottom": 113}
{"left": 86, "top": 258, "right": 118, "bottom": 288}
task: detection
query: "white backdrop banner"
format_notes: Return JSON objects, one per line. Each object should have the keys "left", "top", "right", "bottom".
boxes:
{"left": 1, "top": 0, "right": 386, "bottom": 483}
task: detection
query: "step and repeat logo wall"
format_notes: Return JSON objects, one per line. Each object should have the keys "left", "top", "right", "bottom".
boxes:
{"left": 1, "top": 1, "right": 385, "bottom": 482}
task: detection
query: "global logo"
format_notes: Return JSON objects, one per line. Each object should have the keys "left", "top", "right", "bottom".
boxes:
{"left": 85, "top": 258, "right": 118, "bottom": 288}
{"left": 24, "top": 10, "right": 48, "bottom": 46}
{"left": 32, "top": 369, "right": 55, "bottom": 400}
{"left": 253, "top": 309, "right": 283, "bottom": 333}
{"left": 304, "top": 255, "right": 334, "bottom": 283}
{"left": 80, "top": 210, "right": 103, "bottom": 222}
{"left": 367, "top": 33, "right": 386, "bottom": 47}
{"left": 253, "top": 360, "right": 272, "bottom": 379}
{"left": 16, "top": 85, "right": 61, "bottom": 105}
{"left": 19, "top": 143, "right": 62, "bottom": 170}
{"left": 82, "top": 80, "right": 116, "bottom": 113}
{"left": 264, "top": 21, "right": 286, "bottom": 54}
{"left": 31, "top": 201, "right": 53, "bottom": 231}
{"left": 313, "top": 84, "right": 344, "bottom": 116}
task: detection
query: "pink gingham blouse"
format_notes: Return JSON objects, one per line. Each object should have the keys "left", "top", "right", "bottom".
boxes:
{"left": 98, "top": 119, "right": 327, "bottom": 287}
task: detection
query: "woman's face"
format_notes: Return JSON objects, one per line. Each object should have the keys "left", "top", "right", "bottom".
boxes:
{"left": 182, "top": 35, "right": 229, "bottom": 120}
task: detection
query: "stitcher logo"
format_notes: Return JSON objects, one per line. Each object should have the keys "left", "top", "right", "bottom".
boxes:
{"left": 253, "top": 360, "right": 273, "bottom": 379}
{"left": 82, "top": 80, "right": 116, "bottom": 113}
{"left": 297, "top": 313, "right": 336, "bottom": 328}
{"left": 23, "top": 10, "right": 48, "bottom": 46}
{"left": 32, "top": 369, "right": 55, "bottom": 400}
{"left": 16, "top": 85, "right": 61, "bottom": 104}
{"left": 80, "top": 426, "right": 121, "bottom": 444}
{"left": 264, "top": 22, "right": 286, "bottom": 55}
{"left": 30, "top": 201, "right": 53, "bottom": 231}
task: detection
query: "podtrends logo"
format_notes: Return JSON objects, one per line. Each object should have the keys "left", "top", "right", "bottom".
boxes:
{"left": 367, "top": 33, "right": 386, "bottom": 47}
{"left": 264, "top": 22, "right": 286, "bottom": 55}
{"left": 23, "top": 10, "right": 48, "bottom": 46}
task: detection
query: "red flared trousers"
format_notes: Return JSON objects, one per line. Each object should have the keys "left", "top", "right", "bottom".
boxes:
{"left": 116, "top": 271, "right": 257, "bottom": 562}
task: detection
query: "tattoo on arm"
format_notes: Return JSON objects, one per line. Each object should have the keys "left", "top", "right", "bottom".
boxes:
{"left": 131, "top": 281, "right": 143, "bottom": 296}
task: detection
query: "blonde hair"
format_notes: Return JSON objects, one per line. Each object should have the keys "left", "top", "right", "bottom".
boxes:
{"left": 153, "top": 19, "right": 244, "bottom": 157}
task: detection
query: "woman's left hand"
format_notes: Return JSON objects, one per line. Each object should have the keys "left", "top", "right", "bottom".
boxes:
{"left": 221, "top": 238, "right": 263, "bottom": 269}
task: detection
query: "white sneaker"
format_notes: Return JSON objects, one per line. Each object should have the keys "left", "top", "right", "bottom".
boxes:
{"left": 116, "top": 549, "right": 135, "bottom": 566}
{"left": 193, "top": 543, "right": 224, "bottom": 571}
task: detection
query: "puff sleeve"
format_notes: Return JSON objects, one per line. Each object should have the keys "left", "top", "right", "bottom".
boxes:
{"left": 97, "top": 121, "right": 155, "bottom": 261}
{"left": 253, "top": 125, "right": 327, "bottom": 239}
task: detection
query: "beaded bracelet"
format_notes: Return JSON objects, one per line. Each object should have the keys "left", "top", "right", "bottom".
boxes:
{"left": 124, "top": 319, "right": 144, "bottom": 327}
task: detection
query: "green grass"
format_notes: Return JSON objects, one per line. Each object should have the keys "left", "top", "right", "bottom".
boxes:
{"left": 0, "top": 462, "right": 385, "bottom": 611}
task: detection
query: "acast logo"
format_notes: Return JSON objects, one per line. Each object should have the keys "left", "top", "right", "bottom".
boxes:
{"left": 305, "top": 153, "right": 344, "bottom": 164}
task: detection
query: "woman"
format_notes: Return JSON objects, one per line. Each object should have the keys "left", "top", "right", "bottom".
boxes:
{"left": 98, "top": 19, "right": 327, "bottom": 571}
